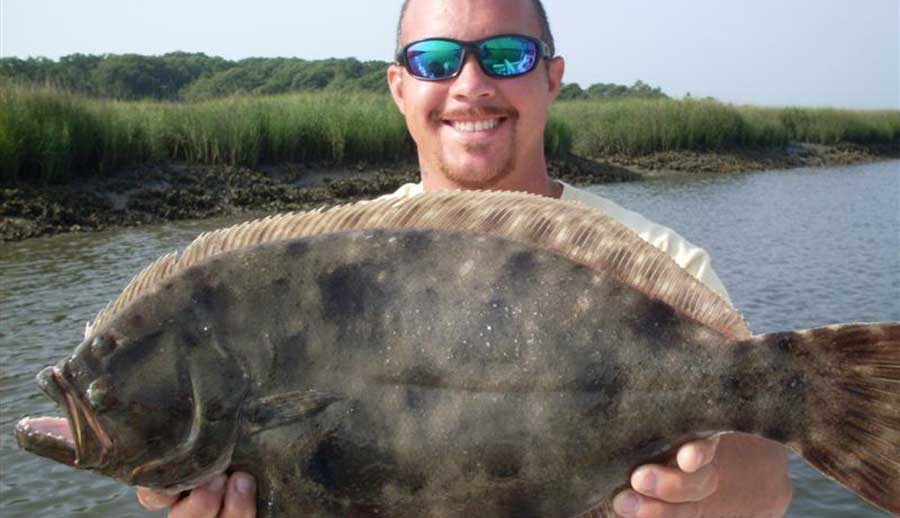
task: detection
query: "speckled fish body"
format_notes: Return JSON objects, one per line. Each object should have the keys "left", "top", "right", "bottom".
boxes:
{"left": 15, "top": 191, "right": 900, "bottom": 517}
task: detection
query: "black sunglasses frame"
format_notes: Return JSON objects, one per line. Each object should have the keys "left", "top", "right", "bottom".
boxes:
{"left": 395, "top": 34, "right": 553, "bottom": 81}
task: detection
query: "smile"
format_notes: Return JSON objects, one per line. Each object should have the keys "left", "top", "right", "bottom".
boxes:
{"left": 445, "top": 117, "right": 505, "bottom": 133}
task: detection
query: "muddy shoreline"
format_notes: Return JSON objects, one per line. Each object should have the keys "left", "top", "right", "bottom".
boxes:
{"left": 2, "top": 142, "right": 896, "bottom": 242}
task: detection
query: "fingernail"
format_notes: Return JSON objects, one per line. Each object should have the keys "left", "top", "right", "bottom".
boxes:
{"left": 612, "top": 491, "right": 639, "bottom": 517}
{"left": 137, "top": 490, "right": 171, "bottom": 511}
{"left": 693, "top": 448, "right": 704, "bottom": 467}
{"left": 234, "top": 473, "right": 255, "bottom": 495}
{"left": 634, "top": 470, "right": 657, "bottom": 494}
{"left": 208, "top": 475, "right": 226, "bottom": 494}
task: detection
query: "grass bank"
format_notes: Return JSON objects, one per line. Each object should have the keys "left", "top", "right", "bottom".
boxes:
{"left": 2, "top": 83, "right": 898, "bottom": 184}
{"left": 552, "top": 98, "right": 900, "bottom": 157}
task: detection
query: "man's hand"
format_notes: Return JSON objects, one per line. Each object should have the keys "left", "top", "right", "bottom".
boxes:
{"left": 612, "top": 433, "right": 792, "bottom": 518}
{"left": 136, "top": 472, "right": 257, "bottom": 518}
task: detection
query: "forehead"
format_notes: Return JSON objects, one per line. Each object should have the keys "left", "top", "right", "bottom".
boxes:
{"left": 401, "top": 0, "right": 542, "bottom": 44}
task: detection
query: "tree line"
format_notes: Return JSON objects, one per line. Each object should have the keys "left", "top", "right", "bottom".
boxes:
{"left": 0, "top": 53, "right": 667, "bottom": 102}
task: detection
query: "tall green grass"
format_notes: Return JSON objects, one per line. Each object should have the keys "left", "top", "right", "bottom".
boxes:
{"left": 2, "top": 83, "right": 898, "bottom": 184}
{"left": 553, "top": 98, "right": 900, "bottom": 157}
{"left": 0, "top": 86, "right": 417, "bottom": 183}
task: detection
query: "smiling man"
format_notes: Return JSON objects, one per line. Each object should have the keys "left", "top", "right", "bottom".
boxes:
{"left": 137, "top": 1, "right": 792, "bottom": 517}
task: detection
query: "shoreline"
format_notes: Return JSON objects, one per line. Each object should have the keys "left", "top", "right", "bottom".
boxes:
{"left": 2, "top": 142, "right": 897, "bottom": 242}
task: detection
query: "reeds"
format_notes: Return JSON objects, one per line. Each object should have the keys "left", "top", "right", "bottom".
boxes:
{"left": 553, "top": 98, "right": 900, "bottom": 157}
{"left": 2, "top": 83, "right": 897, "bottom": 184}
{"left": 0, "top": 86, "right": 417, "bottom": 183}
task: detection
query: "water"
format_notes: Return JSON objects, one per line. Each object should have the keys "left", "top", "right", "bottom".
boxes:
{"left": 1, "top": 161, "right": 897, "bottom": 517}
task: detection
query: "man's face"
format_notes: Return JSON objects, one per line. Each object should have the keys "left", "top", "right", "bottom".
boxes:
{"left": 388, "top": 0, "right": 564, "bottom": 190}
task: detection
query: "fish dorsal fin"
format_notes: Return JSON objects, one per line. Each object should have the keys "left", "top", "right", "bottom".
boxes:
{"left": 86, "top": 191, "right": 750, "bottom": 340}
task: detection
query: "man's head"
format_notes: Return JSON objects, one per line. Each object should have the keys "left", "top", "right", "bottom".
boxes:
{"left": 387, "top": 0, "right": 564, "bottom": 193}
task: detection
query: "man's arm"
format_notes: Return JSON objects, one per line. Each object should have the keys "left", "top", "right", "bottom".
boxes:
{"left": 613, "top": 433, "right": 792, "bottom": 518}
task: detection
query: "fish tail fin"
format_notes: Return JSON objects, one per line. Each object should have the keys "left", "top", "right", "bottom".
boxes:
{"left": 782, "top": 322, "right": 900, "bottom": 514}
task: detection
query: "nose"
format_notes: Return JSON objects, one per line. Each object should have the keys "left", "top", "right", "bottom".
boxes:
{"left": 449, "top": 52, "right": 496, "bottom": 100}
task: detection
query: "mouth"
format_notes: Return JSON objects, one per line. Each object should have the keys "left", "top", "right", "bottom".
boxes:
{"left": 437, "top": 106, "right": 517, "bottom": 138}
{"left": 15, "top": 366, "right": 112, "bottom": 469}
{"left": 443, "top": 117, "right": 507, "bottom": 133}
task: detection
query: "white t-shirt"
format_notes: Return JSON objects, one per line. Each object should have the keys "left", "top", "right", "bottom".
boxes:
{"left": 385, "top": 181, "right": 732, "bottom": 304}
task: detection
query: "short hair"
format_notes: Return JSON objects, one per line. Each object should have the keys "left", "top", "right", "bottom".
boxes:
{"left": 395, "top": 0, "right": 555, "bottom": 58}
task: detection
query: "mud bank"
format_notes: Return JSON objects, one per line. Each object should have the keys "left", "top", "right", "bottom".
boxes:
{"left": 2, "top": 143, "right": 896, "bottom": 242}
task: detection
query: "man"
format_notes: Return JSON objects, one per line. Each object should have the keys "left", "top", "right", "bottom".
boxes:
{"left": 138, "top": 1, "right": 793, "bottom": 516}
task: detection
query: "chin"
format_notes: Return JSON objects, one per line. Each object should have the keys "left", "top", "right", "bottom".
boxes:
{"left": 441, "top": 163, "right": 512, "bottom": 190}
{"left": 437, "top": 152, "right": 516, "bottom": 190}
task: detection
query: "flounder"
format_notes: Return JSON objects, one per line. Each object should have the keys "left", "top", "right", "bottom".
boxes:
{"left": 15, "top": 190, "right": 900, "bottom": 517}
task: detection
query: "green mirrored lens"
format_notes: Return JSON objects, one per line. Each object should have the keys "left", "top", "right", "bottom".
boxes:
{"left": 406, "top": 40, "right": 463, "bottom": 79}
{"left": 480, "top": 36, "right": 537, "bottom": 77}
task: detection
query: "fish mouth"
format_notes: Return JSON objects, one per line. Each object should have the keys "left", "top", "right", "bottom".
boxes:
{"left": 15, "top": 366, "right": 113, "bottom": 469}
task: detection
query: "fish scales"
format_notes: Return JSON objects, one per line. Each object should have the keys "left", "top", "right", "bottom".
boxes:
{"left": 14, "top": 191, "right": 900, "bottom": 517}
{"left": 163, "top": 228, "right": 769, "bottom": 516}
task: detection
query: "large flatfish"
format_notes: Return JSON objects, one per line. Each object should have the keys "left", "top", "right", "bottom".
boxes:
{"left": 15, "top": 190, "right": 900, "bottom": 517}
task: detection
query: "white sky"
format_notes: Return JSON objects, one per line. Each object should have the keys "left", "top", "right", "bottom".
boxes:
{"left": 1, "top": 0, "right": 898, "bottom": 109}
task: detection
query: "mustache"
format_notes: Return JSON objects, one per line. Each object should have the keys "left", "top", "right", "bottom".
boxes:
{"left": 431, "top": 106, "right": 518, "bottom": 122}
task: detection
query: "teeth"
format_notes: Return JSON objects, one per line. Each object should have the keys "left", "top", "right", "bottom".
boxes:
{"left": 451, "top": 119, "right": 501, "bottom": 132}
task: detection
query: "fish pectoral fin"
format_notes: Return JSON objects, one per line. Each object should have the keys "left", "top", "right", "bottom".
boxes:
{"left": 244, "top": 390, "right": 344, "bottom": 434}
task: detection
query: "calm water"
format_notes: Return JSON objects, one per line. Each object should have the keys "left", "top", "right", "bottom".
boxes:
{"left": 1, "top": 161, "right": 897, "bottom": 517}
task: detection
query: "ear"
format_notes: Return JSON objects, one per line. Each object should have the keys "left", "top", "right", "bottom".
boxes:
{"left": 387, "top": 64, "right": 406, "bottom": 115}
{"left": 547, "top": 56, "right": 565, "bottom": 101}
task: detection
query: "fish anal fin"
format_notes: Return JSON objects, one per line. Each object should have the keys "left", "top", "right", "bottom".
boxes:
{"left": 244, "top": 390, "right": 343, "bottom": 435}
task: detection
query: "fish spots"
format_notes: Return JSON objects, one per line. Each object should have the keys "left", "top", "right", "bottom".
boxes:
{"left": 766, "top": 331, "right": 805, "bottom": 357}
{"left": 126, "top": 313, "right": 146, "bottom": 332}
{"left": 630, "top": 298, "right": 681, "bottom": 345}
{"left": 286, "top": 240, "right": 309, "bottom": 257}
{"left": 306, "top": 437, "right": 341, "bottom": 492}
{"left": 399, "top": 365, "right": 445, "bottom": 388}
{"left": 503, "top": 251, "right": 539, "bottom": 278}
{"left": 190, "top": 282, "right": 235, "bottom": 324}
{"left": 581, "top": 364, "right": 627, "bottom": 419}
{"left": 467, "top": 445, "right": 523, "bottom": 479}
{"left": 397, "top": 230, "right": 434, "bottom": 257}
{"left": 317, "top": 265, "right": 379, "bottom": 320}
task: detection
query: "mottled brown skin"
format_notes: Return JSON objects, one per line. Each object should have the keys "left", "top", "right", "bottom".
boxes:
{"left": 51, "top": 228, "right": 810, "bottom": 518}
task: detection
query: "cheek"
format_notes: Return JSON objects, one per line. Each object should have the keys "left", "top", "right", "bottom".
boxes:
{"left": 404, "top": 85, "right": 442, "bottom": 125}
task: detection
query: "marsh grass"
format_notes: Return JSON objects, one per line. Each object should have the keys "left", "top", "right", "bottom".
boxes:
{"left": 0, "top": 86, "right": 418, "bottom": 183}
{"left": 553, "top": 98, "right": 900, "bottom": 157}
{"left": 2, "top": 83, "right": 898, "bottom": 184}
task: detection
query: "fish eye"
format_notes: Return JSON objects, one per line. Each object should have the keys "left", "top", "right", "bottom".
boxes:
{"left": 90, "top": 335, "right": 118, "bottom": 356}
{"left": 86, "top": 376, "right": 117, "bottom": 412}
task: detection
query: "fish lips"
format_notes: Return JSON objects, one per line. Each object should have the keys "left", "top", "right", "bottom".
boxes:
{"left": 16, "top": 366, "right": 111, "bottom": 470}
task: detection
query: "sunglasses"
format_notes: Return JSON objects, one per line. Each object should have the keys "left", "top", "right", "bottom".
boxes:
{"left": 396, "top": 34, "right": 552, "bottom": 81}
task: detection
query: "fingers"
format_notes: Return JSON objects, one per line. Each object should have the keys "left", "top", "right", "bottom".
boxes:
{"left": 630, "top": 463, "right": 719, "bottom": 503}
{"left": 612, "top": 490, "right": 700, "bottom": 518}
{"left": 675, "top": 436, "right": 720, "bottom": 473}
{"left": 169, "top": 475, "right": 227, "bottom": 518}
{"left": 220, "top": 472, "right": 257, "bottom": 518}
{"left": 136, "top": 487, "right": 179, "bottom": 511}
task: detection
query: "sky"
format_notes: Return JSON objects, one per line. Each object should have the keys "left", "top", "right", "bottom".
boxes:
{"left": 1, "top": 0, "right": 898, "bottom": 109}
